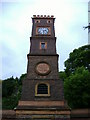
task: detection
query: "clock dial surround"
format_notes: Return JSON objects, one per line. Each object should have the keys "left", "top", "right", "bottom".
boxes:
{"left": 36, "top": 27, "right": 51, "bottom": 35}
{"left": 35, "top": 62, "right": 51, "bottom": 75}
{"left": 38, "top": 28, "right": 49, "bottom": 35}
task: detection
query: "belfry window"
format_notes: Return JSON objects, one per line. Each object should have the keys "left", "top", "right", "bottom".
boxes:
{"left": 35, "top": 83, "right": 50, "bottom": 96}
{"left": 47, "top": 20, "right": 52, "bottom": 23}
{"left": 35, "top": 20, "right": 40, "bottom": 23}
{"left": 40, "top": 42, "right": 47, "bottom": 49}
{"left": 41, "top": 43, "right": 45, "bottom": 49}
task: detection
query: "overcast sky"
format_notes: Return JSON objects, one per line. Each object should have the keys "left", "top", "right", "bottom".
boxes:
{"left": 0, "top": 0, "right": 89, "bottom": 80}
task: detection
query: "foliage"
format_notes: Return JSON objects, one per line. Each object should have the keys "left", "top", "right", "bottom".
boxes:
{"left": 2, "top": 94, "right": 20, "bottom": 110}
{"left": 2, "top": 76, "right": 18, "bottom": 97}
{"left": 18, "top": 73, "right": 27, "bottom": 85}
{"left": 64, "top": 67, "right": 90, "bottom": 108}
{"left": 0, "top": 80, "right": 2, "bottom": 110}
{"left": 59, "top": 71, "right": 67, "bottom": 81}
{"left": 64, "top": 45, "right": 90, "bottom": 76}
{"left": 64, "top": 45, "right": 90, "bottom": 108}
{"left": 2, "top": 74, "right": 26, "bottom": 109}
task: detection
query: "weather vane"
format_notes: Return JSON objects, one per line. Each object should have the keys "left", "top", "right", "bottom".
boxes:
{"left": 83, "top": 23, "right": 90, "bottom": 33}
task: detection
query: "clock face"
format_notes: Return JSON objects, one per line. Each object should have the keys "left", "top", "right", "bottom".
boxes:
{"left": 38, "top": 27, "right": 49, "bottom": 35}
{"left": 36, "top": 62, "right": 51, "bottom": 75}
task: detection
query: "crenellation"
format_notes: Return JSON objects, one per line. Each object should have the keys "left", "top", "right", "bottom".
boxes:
{"left": 33, "top": 15, "right": 54, "bottom": 18}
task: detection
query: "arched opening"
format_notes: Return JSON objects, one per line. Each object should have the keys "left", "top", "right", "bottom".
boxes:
{"left": 37, "top": 83, "right": 48, "bottom": 94}
{"left": 35, "top": 83, "right": 50, "bottom": 96}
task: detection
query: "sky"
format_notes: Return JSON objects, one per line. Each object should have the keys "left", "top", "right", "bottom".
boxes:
{"left": 0, "top": 0, "right": 89, "bottom": 80}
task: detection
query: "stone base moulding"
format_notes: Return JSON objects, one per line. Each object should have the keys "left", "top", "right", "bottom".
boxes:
{"left": 18, "top": 100, "right": 66, "bottom": 107}
{"left": 16, "top": 115, "right": 70, "bottom": 120}
{"left": 16, "top": 109, "right": 70, "bottom": 115}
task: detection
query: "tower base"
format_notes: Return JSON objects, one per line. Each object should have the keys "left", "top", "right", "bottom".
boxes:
{"left": 16, "top": 100, "right": 70, "bottom": 120}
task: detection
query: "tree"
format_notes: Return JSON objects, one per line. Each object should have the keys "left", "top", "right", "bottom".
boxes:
{"left": 64, "top": 66, "right": 90, "bottom": 108}
{"left": 59, "top": 71, "right": 67, "bottom": 81}
{"left": 2, "top": 76, "right": 17, "bottom": 97}
{"left": 18, "top": 73, "right": 27, "bottom": 85}
{"left": 64, "top": 45, "right": 90, "bottom": 76}
{"left": 2, "top": 74, "right": 27, "bottom": 109}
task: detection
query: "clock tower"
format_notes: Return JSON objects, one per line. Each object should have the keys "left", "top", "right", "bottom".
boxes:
{"left": 16, "top": 15, "right": 70, "bottom": 120}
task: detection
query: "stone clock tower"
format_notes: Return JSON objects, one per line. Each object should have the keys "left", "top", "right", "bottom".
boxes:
{"left": 16, "top": 15, "right": 70, "bottom": 120}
